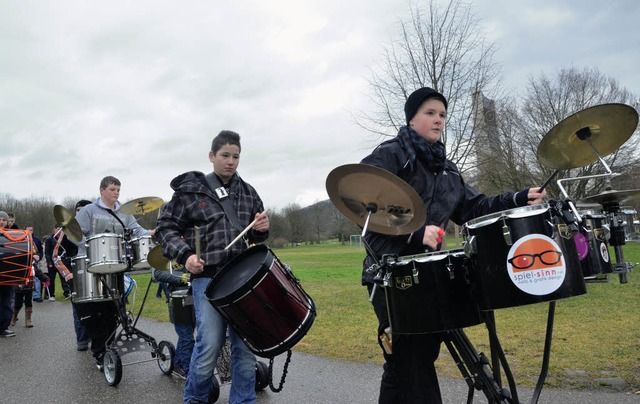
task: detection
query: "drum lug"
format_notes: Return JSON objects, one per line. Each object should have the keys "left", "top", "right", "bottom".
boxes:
{"left": 463, "top": 235, "right": 477, "bottom": 257}
{"left": 411, "top": 262, "right": 419, "bottom": 285}
{"left": 382, "top": 272, "right": 391, "bottom": 288}
{"left": 502, "top": 221, "right": 512, "bottom": 246}
{"left": 446, "top": 262, "right": 455, "bottom": 280}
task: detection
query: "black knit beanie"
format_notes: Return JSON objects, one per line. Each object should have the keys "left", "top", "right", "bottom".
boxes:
{"left": 404, "top": 87, "right": 448, "bottom": 124}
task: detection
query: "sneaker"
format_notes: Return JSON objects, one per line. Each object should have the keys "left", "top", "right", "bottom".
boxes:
{"left": 64, "top": 291, "right": 71, "bottom": 298}
{"left": 95, "top": 353, "right": 105, "bottom": 371}
{"left": 77, "top": 343, "right": 89, "bottom": 351}
{"left": 34, "top": 298, "right": 43, "bottom": 303}
{"left": 0, "top": 329, "right": 16, "bottom": 338}
{"left": 49, "top": 297, "right": 56, "bottom": 301}
{"left": 173, "top": 366, "right": 187, "bottom": 379}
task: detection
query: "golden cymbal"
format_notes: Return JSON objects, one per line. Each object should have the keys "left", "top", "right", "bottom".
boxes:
{"left": 326, "top": 164, "right": 426, "bottom": 236}
{"left": 537, "top": 103, "right": 639, "bottom": 169}
{"left": 120, "top": 196, "right": 164, "bottom": 215}
{"left": 578, "top": 189, "right": 640, "bottom": 206}
{"left": 52, "top": 205, "right": 83, "bottom": 243}
{"left": 148, "top": 245, "right": 182, "bottom": 271}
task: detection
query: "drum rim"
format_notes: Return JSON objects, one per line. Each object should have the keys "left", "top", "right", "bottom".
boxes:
{"left": 394, "top": 248, "right": 465, "bottom": 264}
{"left": 464, "top": 203, "right": 551, "bottom": 229}
{"left": 86, "top": 233, "right": 124, "bottom": 240}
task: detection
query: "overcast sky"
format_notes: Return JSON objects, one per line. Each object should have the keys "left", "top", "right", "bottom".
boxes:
{"left": 2, "top": 0, "right": 638, "bottom": 211}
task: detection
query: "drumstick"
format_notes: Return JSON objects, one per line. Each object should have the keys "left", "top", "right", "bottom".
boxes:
{"left": 194, "top": 226, "right": 201, "bottom": 259}
{"left": 538, "top": 170, "right": 559, "bottom": 193}
{"left": 224, "top": 217, "right": 259, "bottom": 251}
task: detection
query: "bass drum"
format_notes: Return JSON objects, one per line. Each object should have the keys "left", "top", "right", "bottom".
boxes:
{"left": 206, "top": 244, "right": 316, "bottom": 358}
{"left": 0, "top": 229, "right": 33, "bottom": 286}
{"left": 384, "top": 249, "right": 482, "bottom": 334}
{"left": 463, "top": 204, "right": 586, "bottom": 311}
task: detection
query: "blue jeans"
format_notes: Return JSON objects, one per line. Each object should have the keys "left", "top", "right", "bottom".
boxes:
{"left": 0, "top": 286, "right": 16, "bottom": 331}
{"left": 33, "top": 277, "right": 42, "bottom": 300}
{"left": 174, "top": 321, "right": 195, "bottom": 375}
{"left": 72, "top": 302, "right": 90, "bottom": 345}
{"left": 184, "top": 277, "right": 256, "bottom": 404}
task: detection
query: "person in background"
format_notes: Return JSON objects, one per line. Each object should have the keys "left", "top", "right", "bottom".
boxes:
{"left": 152, "top": 267, "right": 194, "bottom": 377}
{"left": 7, "top": 212, "right": 19, "bottom": 229}
{"left": 69, "top": 200, "right": 93, "bottom": 351}
{"left": 45, "top": 225, "right": 71, "bottom": 300}
{"left": 10, "top": 225, "right": 43, "bottom": 328}
{"left": 0, "top": 211, "right": 17, "bottom": 338}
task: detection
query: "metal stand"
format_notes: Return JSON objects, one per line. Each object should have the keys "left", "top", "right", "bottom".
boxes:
{"left": 99, "top": 269, "right": 175, "bottom": 386}
{"left": 601, "top": 203, "right": 638, "bottom": 284}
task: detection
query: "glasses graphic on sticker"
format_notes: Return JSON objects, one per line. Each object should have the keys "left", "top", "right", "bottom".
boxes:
{"left": 507, "top": 250, "right": 563, "bottom": 270}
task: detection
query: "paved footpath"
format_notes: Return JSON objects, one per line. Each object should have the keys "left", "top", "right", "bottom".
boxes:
{"left": 1, "top": 300, "right": 638, "bottom": 403}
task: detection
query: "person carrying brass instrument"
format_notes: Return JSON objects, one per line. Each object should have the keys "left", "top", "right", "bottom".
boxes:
{"left": 156, "top": 130, "right": 269, "bottom": 404}
{"left": 360, "top": 87, "right": 547, "bottom": 403}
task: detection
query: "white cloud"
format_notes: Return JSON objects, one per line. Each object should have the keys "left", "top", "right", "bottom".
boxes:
{"left": 1, "top": 0, "right": 638, "bottom": 212}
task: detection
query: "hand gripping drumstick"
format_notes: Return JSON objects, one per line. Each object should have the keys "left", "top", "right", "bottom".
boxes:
{"left": 224, "top": 217, "right": 259, "bottom": 251}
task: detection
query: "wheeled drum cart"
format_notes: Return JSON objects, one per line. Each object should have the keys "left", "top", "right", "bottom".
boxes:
{"left": 95, "top": 273, "right": 176, "bottom": 387}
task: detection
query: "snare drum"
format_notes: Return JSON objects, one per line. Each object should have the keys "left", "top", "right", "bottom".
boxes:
{"left": 206, "top": 244, "right": 316, "bottom": 358}
{"left": 0, "top": 229, "right": 33, "bottom": 286}
{"left": 129, "top": 235, "right": 156, "bottom": 270}
{"left": 170, "top": 288, "right": 195, "bottom": 325}
{"left": 463, "top": 204, "right": 586, "bottom": 311}
{"left": 384, "top": 249, "right": 482, "bottom": 334}
{"left": 72, "top": 255, "right": 121, "bottom": 303}
{"left": 86, "top": 233, "right": 127, "bottom": 273}
{"left": 576, "top": 209, "right": 611, "bottom": 278}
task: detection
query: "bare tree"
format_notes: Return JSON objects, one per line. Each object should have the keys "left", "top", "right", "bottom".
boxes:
{"left": 358, "top": 0, "right": 500, "bottom": 172}
{"left": 517, "top": 67, "right": 640, "bottom": 200}
{"left": 281, "top": 203, "right": 306, "bottom": 246}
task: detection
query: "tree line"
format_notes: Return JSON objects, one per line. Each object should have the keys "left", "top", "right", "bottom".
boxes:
{"left": 0, "top": 193, "right": 361, "bottom": 247}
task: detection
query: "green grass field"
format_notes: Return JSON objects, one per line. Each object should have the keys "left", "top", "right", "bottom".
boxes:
{"left": 63, "top": 239, "right": 639, "bottom": 390}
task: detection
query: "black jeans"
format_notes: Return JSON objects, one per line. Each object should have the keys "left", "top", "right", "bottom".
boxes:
{"left": 76, "top": 300, "right": 119, "bottom": 357}
{"left": 368, "top": 284, "right": 443, "bottom": 404}
{"left": 47, "top": 266, "right": 70, "bottom": 297}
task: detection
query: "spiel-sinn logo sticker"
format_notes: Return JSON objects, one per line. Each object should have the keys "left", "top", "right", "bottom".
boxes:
{"left": 506, "top": 234, "right": 566, "bottom": 296}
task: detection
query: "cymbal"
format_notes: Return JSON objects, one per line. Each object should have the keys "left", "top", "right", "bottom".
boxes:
{"left": 578, "top": 189, "right": 640, "bottom": 206}
{"left": 52, "top": 205, "right": 83, "bottom": 243}
{"left": 326, "top": 164, "right": 426, "bottom": 235}
{"left": 120, "top": 196, "right": 164, "bottom": 215}
{"left": 148, "top": 245, "right": 182, "bottom": 271}
{"left": 537, "top": 103, "right": 639, "bottom": 169}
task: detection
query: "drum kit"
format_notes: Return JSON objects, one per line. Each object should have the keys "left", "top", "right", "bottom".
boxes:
{"left": 52, "top": 196, "right": 177, "bottom": 387}
{"left": 326, "top": 102, "right": 639, "bottom": 403}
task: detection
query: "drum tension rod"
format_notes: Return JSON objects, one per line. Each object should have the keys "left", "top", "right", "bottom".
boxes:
{"left": 411, "top": 262, "right": 419, "bottom": 285}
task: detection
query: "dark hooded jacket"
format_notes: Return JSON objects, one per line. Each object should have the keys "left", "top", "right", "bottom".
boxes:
{"left": 360, "top": 127, "right": 527, "bottom": 284}
{"left": 156, "top": 171, "right": 268, "bottom": 279}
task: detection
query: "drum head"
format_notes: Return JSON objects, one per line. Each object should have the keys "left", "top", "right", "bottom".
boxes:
{"left": 207, "top": 245, "right": 270, "bottom": 304}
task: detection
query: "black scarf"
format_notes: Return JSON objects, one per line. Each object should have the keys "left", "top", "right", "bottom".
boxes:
{"left": 401, "top": 126, "right": 446, "bottom": 173}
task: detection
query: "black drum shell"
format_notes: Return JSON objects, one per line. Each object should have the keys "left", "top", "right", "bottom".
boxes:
{"left": 464, "top": 206, "right": 587, "bottom": 311}
{"left": 385, "top": 249, "right": 482, "bottom": 334}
